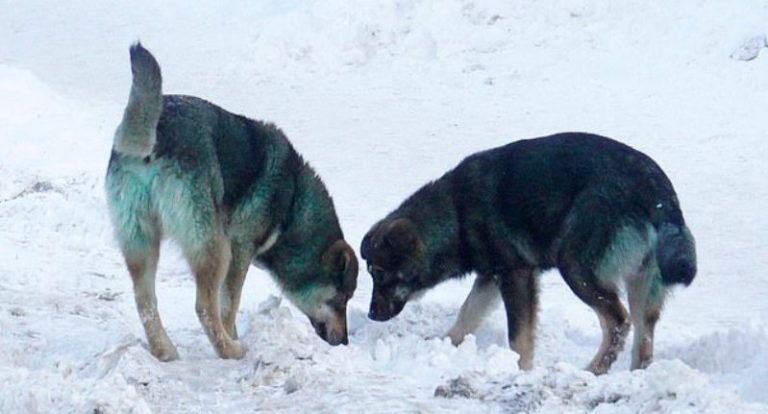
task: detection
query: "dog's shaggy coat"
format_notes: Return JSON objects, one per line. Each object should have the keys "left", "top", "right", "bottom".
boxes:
{"left": 106, "top": 44, "right": 357, "bottom": 360}
{"left": 362, "top": 133, "right": 696, "bottom": 374}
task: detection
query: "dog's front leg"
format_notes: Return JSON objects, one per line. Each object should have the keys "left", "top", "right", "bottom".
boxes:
{"left": 498, "top": 268, "right": 539, "bottom": 371}
{"left": 188, "top": 235, "right": 245, "bottom": 359}
{"left": 446, "top": 274, "right": 501, "bottom": 345}
{"left": 221, "top": 242, "right": 253, "bottom": 340}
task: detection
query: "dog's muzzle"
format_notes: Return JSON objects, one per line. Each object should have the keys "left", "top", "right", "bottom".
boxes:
{"left": 368, "top": 290, "right": 406, "bottom": 322}
{"left": 309, "top": 316, "right": 348, "bottom": 346}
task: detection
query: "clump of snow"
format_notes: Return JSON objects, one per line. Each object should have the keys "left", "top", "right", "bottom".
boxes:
{"left": 731, "top": 35, "right": 768, "bottom": 61}
{"left": 435, "top": 376, "right": 478, "bottom": 399}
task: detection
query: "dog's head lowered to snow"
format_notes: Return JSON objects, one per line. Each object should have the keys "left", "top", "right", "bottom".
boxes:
{"left": 287, "top": 239, "right": 358, "bottom": 345}
{"left": 361, "top": 218, "right": 432, "bottom": 321}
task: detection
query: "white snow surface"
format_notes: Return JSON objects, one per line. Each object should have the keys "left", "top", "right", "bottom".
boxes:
{"left": 1, "top": 1, "right": 767, "bottom": 412}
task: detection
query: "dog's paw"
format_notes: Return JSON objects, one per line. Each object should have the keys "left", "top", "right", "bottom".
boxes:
{"left": 445, "top": 330, "right": 465, "bottom": 347}
{"left": 586, "top": 360, "right": 611, "bottom": 376}
{"left": 219, "top": 339, "right": 246, "bottom": 359}
{"left": 151, "top": 344, "right": 180, "bottom": 362}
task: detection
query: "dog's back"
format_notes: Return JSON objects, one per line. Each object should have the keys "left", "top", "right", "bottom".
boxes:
{"left": 442, "top": 133, "right": 696, "bottom": 285}
{"left": 150, "top": 94, "right": 301, "bottom": 211}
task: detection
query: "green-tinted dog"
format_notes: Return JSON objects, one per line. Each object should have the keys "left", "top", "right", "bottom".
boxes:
{"left": 106, "top": 43, "right": 357, "bottom": 361}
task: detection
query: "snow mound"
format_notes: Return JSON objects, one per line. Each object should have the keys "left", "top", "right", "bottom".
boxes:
{"left": 662, "top": 324, "right": 768, "bottom": 403}
{"left": 0, "top": 65, "right": 113, "bottom": 176}
{"left": 0, "top": 366, "right": 150, "bottom": 414}
{"left": 437, "top": 360, "right": 766, "bottom": 413}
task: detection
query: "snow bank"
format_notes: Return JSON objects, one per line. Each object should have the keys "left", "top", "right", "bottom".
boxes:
{"left": 0, "top": 367, "right": 150, "bottom": 414}
{"left": 0, "top": 65, "right": 113, "bottom": 176}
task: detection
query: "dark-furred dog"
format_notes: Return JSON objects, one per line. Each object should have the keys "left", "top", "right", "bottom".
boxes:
{"left": 106, "top": 44, "right": 357, "bottom": 361}
{"left": 361, "top": 133, "right": 695, "bottom": 374}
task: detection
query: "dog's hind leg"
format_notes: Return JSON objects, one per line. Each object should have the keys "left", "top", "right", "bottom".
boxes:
{"left": 446, "top": 273, "right": 501, "bottom": 346}
{"left": 108, "top": 175, "right": 179, "bottom": 361}
{"left": 559, "top": 259, "right": 629, "bottom": 375}
{"left": 123, "top": 234, "right": 179, "bottom": 361}
{"left": 221, "top": 242, "right": 253, "bottom": 340}
{"left": 627, "top": 266, "right": 665, "bottom": 370}
{"left": 184, "top": 234, "right": 245, "bottom": 359}
{"left": 557, "top": 196, "right": 631, "bottom": 374}
{"left": 498, "top": 268, "right": 539, "bottom": 370}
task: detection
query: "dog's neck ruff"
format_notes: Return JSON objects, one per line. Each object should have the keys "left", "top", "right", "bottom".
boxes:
{"left": 255, "top": 229, "right": 281, "bottom": 256}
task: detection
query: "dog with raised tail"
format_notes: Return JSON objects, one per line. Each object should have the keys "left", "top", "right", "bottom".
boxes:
{"left": 106, "top": 43, "right": 357, "bottom": 361}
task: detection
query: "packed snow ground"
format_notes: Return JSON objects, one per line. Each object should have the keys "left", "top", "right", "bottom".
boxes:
{"left": 1, "top": 1, "right": 767, "bottom": 412}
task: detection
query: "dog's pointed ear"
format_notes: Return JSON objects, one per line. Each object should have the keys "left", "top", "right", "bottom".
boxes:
{"left": 384, "top": 218, "right": 419, "bottom": 255}
{"left": 323, "top": 240, "right": 358, "bottom": 292}
{"left": 360, "top": 232, "right": 372, "bottom": 260}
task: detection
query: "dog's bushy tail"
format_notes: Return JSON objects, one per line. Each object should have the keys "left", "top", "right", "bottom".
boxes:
{"left": 656, "top": 222, "right": 697, "bottom": 286}
{"left": 113, "top": 42, "right": 162, "bottom": 157}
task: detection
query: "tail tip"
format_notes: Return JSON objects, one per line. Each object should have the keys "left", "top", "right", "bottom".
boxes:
{"left": 676, "top": 260, "right": 696, "bottom": 286}
{"left": 657, "top": 223, "right": 696, "bottom": 287}
{"left": 126, "top": 41, "right": 161, "bottom": 87}
{"left": 663, "top": 257, "right": 697, "bottom": 287}
{"left": 129, "top": 41, "right": 150, "bottom": 61}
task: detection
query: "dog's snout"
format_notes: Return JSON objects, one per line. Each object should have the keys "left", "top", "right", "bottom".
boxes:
{"left": 309, "top": 312, "right": 348, "bottom": 346}
{"left": 368, "top": 309, "right": 391, "bottom": 322}
{"left": 368, "top": 299, "right": 393, "bottom": 322}
{"left": 326, "top": 332, "right": 349, "bottom": 346}
{"left": 323, "top": 326, "right": 348, "bottom": 346}
{"left": 369, "top": 288, "right": 408, "bottom": 322}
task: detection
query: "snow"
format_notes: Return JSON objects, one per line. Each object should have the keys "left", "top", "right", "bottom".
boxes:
{"left": 1, "top": 0, "right": 767, "bottom": 412}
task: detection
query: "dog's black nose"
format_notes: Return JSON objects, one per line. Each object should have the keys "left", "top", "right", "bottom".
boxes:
{"left": 368, "top": 308, "right": 390, "bottom": 322}
{"left": 325, "top": 331, "right": 348, "bottom": 346}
